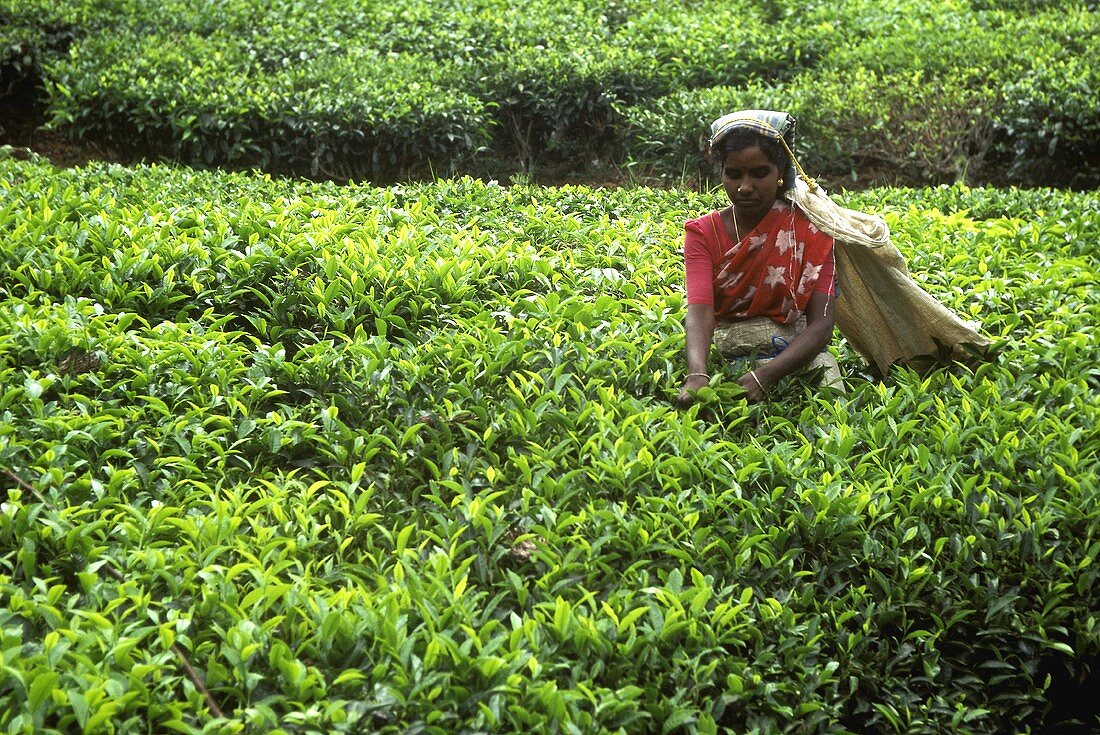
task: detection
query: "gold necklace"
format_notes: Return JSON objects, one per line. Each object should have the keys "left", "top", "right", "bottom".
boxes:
{"left": 730, "top": 205, "right": 741, "bottom": 242}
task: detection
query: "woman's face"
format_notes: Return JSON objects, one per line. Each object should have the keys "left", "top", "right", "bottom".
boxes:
{"left": 721, "top": 145, "right": 780, "bottom": 219}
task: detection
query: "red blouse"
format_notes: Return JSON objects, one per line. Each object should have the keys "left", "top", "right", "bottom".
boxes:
{"left": 684, "top": 202, "right": 835, "bottom": 325}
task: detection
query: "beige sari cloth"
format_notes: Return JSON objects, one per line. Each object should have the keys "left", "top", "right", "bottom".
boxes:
{"left": 713, "top": 316, "right": 845, "bottom": 390}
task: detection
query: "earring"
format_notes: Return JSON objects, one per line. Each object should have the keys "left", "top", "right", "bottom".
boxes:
{"left": 777, "top": 178, "right": 785, "bottom": 187}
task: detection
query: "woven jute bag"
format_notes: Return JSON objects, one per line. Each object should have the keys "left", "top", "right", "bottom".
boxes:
{"left": 713, "top": 316, "right": 844, "bottom": 389}
{"left": 786, "top": 179, "right": 991, "bottom": 374}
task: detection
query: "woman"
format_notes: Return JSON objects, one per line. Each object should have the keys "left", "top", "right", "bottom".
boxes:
{"left": 678, "top": 110, "right": 842, "bottom": 406}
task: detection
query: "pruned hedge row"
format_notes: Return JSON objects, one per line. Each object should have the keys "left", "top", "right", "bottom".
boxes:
{"left": 621, "top": 1, "right": 1100, "bottom": 188}
{"left": 2, "top": 0, "right": 822, "bottom": 180}
{"left": 4, "top": 0, "right": 1095, "bottom": 186}
{"left": 49, "top": 31, "right": 493, "bottom": 181}
{"left": 1, "top": 152, "right": 1098, "bottom": 733}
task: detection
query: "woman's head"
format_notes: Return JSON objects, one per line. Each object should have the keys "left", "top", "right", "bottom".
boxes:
{"left": 706, "top": 110, "right": 798, "bottom": 197}
{"left": 717, "top": 140, "right": 783, "bottom": 220}
{"left": 709, "top": 127, "right": 792, "bottom": 196}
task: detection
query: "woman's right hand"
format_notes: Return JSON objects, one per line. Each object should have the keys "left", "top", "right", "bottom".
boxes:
{"left": 680, "top": 304, "right": 717, "bottom": 408}
{"left": 676, "top": 374, "right": 711, "bottom": 407}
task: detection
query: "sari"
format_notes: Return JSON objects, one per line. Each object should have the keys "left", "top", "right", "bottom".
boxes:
{"left": 705, "top": 108, "right": 991, "bottom": 375}
{"left": 684, "top": 202, "right": 844, "bottom": 388}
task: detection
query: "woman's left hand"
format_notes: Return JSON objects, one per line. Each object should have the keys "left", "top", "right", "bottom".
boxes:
{"left": 737, "top": 369, "right": 770, "bottom": 403}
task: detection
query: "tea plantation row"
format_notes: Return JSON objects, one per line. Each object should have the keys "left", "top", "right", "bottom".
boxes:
{"left": 0, "top": 152, "right": 1098, "bottom": 733}
{"left": 2, "top": 0, "right": 1097, "bottom": 187}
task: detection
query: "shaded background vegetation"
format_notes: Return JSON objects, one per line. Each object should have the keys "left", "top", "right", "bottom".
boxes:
{"left": 1, "top": 0, "right": 1098, "bottom": 188}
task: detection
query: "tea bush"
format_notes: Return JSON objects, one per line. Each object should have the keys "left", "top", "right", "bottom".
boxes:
{"left": 621, "top": 3, "right": 1100, "bottom": 188}
{"left": 994, "top": 30, "right": 1100, "bottom": 188}
{"left": 6, "top": 0, "right": 1094, "bottom": 184}
{"left": 45, "top": 30, "right": 492, "bottom": 180}
{"left": 0, "top": 154, "right": 1097, "bottom": 733}
{"left": 8, "top": 0, "right": 823, "bottom": 175}
{"left": 620, "top": 68, "right": 1000, "bottom": 188}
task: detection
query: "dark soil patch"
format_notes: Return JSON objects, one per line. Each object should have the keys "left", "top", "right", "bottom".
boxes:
{"left": 0, "top": 77, "right": 124, "bottom": 168}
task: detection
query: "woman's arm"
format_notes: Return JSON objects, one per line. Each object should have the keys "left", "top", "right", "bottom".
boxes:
{"left": 677, "top": 302, "right": 716, "bottom": 406}
{"left": 738, "top": 291, "right": 836, "bottom": 402}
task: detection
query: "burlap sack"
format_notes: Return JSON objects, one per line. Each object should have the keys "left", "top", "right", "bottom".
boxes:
{"left": 787, "top": 179, "right": 991, "bottom": 375}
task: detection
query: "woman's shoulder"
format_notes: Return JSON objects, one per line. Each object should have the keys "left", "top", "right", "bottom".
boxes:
{"left": 780, "top": 197, "right": 834, "bottom": 243}
{"left": 684, "top": 209, "right": 720, "bottom": 232}
{"left": 772, "top": 198, "right": 795, "bottom": 216}
{"left": 683, "top": 210, "right": 722, "bottom": 254}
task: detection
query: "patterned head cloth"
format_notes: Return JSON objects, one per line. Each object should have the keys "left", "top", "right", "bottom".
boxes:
{"left": 708, "top": 109, "right": 799, "bottom": 186}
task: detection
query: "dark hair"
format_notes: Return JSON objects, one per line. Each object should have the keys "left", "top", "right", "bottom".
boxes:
{"left": 709, "top": 128, "right": 793, "bottom": 193}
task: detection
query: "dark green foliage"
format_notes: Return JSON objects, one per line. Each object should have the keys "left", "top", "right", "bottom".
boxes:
{"left": 42, "top": 30, "right": 492, "bottom": 181}
{"left": 1, "top": 155, "right": 1097, "bottom": 733}
{"left": 622, "top": 2, "right": 1100, "bottom": 189}
{"left": 12, "top": 0, "right": 1095, "bottom": 186}
{"left": 620, "top": 68, "right": 998, "bottom": 189}
{"left": 994, "top": 30, "right": 1100, "bottom": 188}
